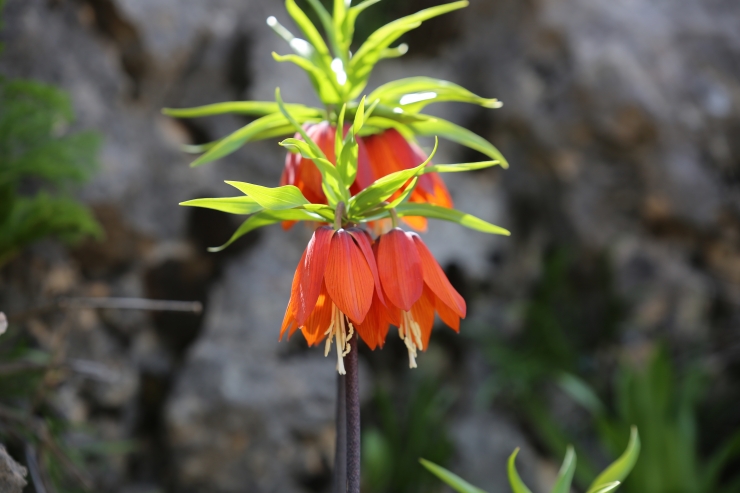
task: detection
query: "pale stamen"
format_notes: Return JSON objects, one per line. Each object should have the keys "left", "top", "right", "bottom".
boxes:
{"left": 398, "top": 310, "right": 423, "bottom": 369}
{"left": 324, "top": 303, "right": 353, "bottom": 375}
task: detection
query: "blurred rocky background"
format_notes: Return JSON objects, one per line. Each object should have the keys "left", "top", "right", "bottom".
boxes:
{"left": 1, "top": 0, "right": 739, "bottom": 492}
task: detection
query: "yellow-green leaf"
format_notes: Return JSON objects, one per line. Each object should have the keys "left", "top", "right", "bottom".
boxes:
{"left": 507, "top": 448, "right": 534, "bottom": 493}
{"left": 225, "top": 182, "right": 309, "bottom": 210}
{"left": 209, "top": 209, "right": 324, "bottom": 252}
{"left": 586, "top": 427, "right": 640, "bottom": 493}
{"left": 394, "top": 203, "right": 510, "bottom": 236}
{"left": 179, "top": 196, "right": 262, "bottom": 215}
{"left": 420, "top": 459, "right": 488, "bottom": 493}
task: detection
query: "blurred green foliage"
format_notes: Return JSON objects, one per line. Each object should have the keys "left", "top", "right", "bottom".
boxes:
{"left": 421, "top": 428, "right": 641, "bottom": 493}
{"left": 480, "top": 248, "right": 740, "bottom": 493}
{"left": 0, "top": 77, "right": 102, "bottom": 266}
{"left": 362, "top": 379, "right": 454, "bottom": 493}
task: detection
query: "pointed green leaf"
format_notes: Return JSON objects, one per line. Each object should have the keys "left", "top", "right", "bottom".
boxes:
{"left": 551, "top": 446, "right": 577, "bottom": 493}
{"left": 191, "top": 113, "right": 310, "bottom": 167}
{"left": 394, "top": 203, "right": 510, "bottom": 236}
{"left": 224, "top": 182, "right": 309, "bottom": 210}
{"left": 425, "top": 161, "right": 501, "bottom": 173}
{"left": 338, "top": 136, "right": 358, "bottom": 186}
{"left": 590, "top": 482, "right": 621, "bottom": 493}
{"left": 285, "top": 0, "right": 332, "bottom": 62}
{"left": 209, "top": 209, "right": 324, "bottom": 252}
{"left": 347, "top": 1, "right": 469, "bottom": 97}
{"left": 586, "top": 427, "right": 640, "bottom": 493}
{"left": 162, "top": 101, "right": 322, "bottom": 119}
{"left": 385, "top": 176, "right": 417, "bottom": 209}
{"left": 368, "top": 77, "right": 502, "bottom": 113}
{"left": 279, "top": 137, "right": 345, "bottom": 205}
{"left": 353, "top": 96, "right": 366, "bottom": 135}
{"left": 420, "top": 459, "right": 488, "bottom": 493}
{"left": 272, "top": 52, "right": 342, "bottom": 103}
{"left": 342, "top": 0, "right": 382, "bottom": 53}
{"left": 507, "top": 448, "right": 534, "bottom": 493}
{"left": 179, "top": 196, "right": 263, "bottom": 215}
{"left": 335, "top": 104, "right": 347, "bottom": 160}
{"left": 408, "top": 116, "right": 509, "bottom": 168}
{"left": 349, "top": 138, "right": 437, "bottom": 214}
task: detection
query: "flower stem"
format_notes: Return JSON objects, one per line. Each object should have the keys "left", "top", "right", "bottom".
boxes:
{"left": 335, "top": 201, "right": 346, "bottom": 230}
{"left": 345, "top": 334, "right": 360, "bottom": 493}
{"left": 331, "top": 373, "right": 347, "bottom": 493}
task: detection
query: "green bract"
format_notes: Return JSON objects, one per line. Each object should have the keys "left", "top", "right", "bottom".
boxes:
{"left": 163, "top": 0, "right": 507, "bottom": 168}
{"left": 422, "top": 427, "right": 641, "bottom": 493}
{"left": 180, "top": 94, "right": 508, "bottom": 250}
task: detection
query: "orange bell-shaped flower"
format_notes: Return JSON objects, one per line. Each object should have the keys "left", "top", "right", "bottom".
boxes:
{"left": 281, "top": 226, "right": 386, "bottom": 373}
{"left": 363, "top": 129, "right": 454, "bottom": 231}
{"left": 373, "top": 228, "right": 466, "bottom": 367}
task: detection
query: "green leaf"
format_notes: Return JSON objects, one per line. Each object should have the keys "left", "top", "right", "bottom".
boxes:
{"left": 425, "top": 161, "right": 501, "bottom": 174}
{"left": 341, "top": 0, "right": 382, "bottom": 53}
{"left": 507, "top": 448, "right": 534, "bottom": 493}
{"left": 209, "top": 209, "right": 324, "bottom": 252}
{"left": 551, "top": 446, "right": 577, "bottom": 493}
{"left": 586, "top": 427, "right": 640, "bottom": 493}
{"left": 224, "top": 182, "right": 309, "bottom": 210}
{"left": 368, "top": 76, "right": 502, "bottom": 113}
{"left": 557, "top": 372, "right": 606, "bottom": 415}
{"left": 419, "top": 458, "right": 488, "bottom": 493}
{"left": 179, "top": 196, "right": 263, "bottom": 215}
{"left": 191, "top": 113, "right": 312, "bottom": 167}
{"left": 279, "top": 137, "right": 345, "bottom": 205}
{"left": 349, "top": 138, "right": 437, "bottom": 215}
{"left": 353, "top": 95, "right": 366, "bottom": 135}
{"left": 394, "top": 203, "right": 510, "bottom": 236}
{"left": 338, "top": 136, "right": 358, "bottom": 187}
{"left": 347, "top": 1, "right": 469, "bottom": 98}
{"left": 385, "top": 176, "right": 417, "bottom": 209}
{"left": 162, "top": 101, "right": 322, "bottom": 119}
{"left": 408, "top": 116, "right": 510, "bottom": 168}
{"left": 285, "top": 0, "right": 332, "bottom": 63}
{"left": 590, "top": 482, "right": 621, "bottom": 493}
{"left": 272, "top": 52, "right": 342, "bottom": 103}
{"left": 335, "top": 104, "right": 347, "bottom": 161}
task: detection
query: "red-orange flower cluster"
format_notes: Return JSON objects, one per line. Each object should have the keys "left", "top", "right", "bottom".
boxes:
{"left": 280, "top": 123, "right": 453, "bottom": 231}
{"left": 282, "top": 226, "right": 465, "bottom": 371}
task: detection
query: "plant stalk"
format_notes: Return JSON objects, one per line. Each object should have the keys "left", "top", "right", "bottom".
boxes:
{"left": 331, "top": 373, "right": 347, "bottom": 493}
{"left": 345, "top": 334, "right": 360, "bottom": 493}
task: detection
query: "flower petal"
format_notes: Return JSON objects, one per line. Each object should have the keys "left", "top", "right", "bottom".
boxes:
{"left": 347, "top": 227, "right": 386, "bottom": 307}
{"left": 411, "top": 284, "right": 436, "bottom": 350}
{"left": 377, "top": 228, "right": 423, "bottom": 311}
{"left": 294, "top": 226, "right": 334, "bottom": 325}
{"left": 325, "top": 229, "right": 375, "bottom": 323}
{"left": 410, "top": 233, "right": 466, "bottom": 318}
{"left": 355, "top": 291, "right": 390, "bottom": 350}
{"left": 435, "top": 294, "right": 460, "bottom": 332}
{"left": 302, "top": 281, "right": 334, "bottom": 346}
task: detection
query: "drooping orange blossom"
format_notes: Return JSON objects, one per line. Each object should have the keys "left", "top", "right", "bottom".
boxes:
{"left": 281, "top": 225, "right": 465, "bottom": 371}
{"left": 280, "top": 123, "right": 453, "bottom": 231}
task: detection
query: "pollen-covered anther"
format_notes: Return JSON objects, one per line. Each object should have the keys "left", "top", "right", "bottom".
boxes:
{"left": 323, "top": 303, "right": 353, "bottom": 375}
{"left": 399, "top": 310, "right": 423, "bottom": 369}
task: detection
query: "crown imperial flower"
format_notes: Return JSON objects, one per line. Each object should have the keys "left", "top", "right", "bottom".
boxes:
{"left": 375, "top": 228, "right": 466, "bottom": 367}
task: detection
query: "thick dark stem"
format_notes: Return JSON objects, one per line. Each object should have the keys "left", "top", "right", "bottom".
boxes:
{"left": 331, "top": 373, "right": 347, "bottom": 493}
{"left": 345, "top": 335, "right": 361, "bottom": 493}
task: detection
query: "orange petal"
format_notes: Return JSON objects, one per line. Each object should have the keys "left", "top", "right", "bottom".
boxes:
{"left": 435, "top": 294, "right": 460, "bottom": 332}
{"left": 302, "top": 281, "right": 334, "bottom": 346}
{"left": 294, "top": 226, "right": 334, "bottom": 325}
{"left": 410, "top": 233, "right": 466, "bottom": 318}
{"left": 401, "top": 215, "right": 428, "bottom": 232}
{"left": 347, "top": 228, "right": 386, "bottom": 307}
{"left": 377, "top": 228, "right": 423, "bottom": 311}
{"left": 411, "top": 284, "right": 436, "bottom": 350}
{"left": 325, "top": 229, "right": 374, "bottom": 324}
{"left": 355, "top": 291, "right": 390, "bottom": 350}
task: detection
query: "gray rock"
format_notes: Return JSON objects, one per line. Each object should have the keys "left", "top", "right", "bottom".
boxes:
{"left": 0, "top": 445, "right": 27, "bottom": 493}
